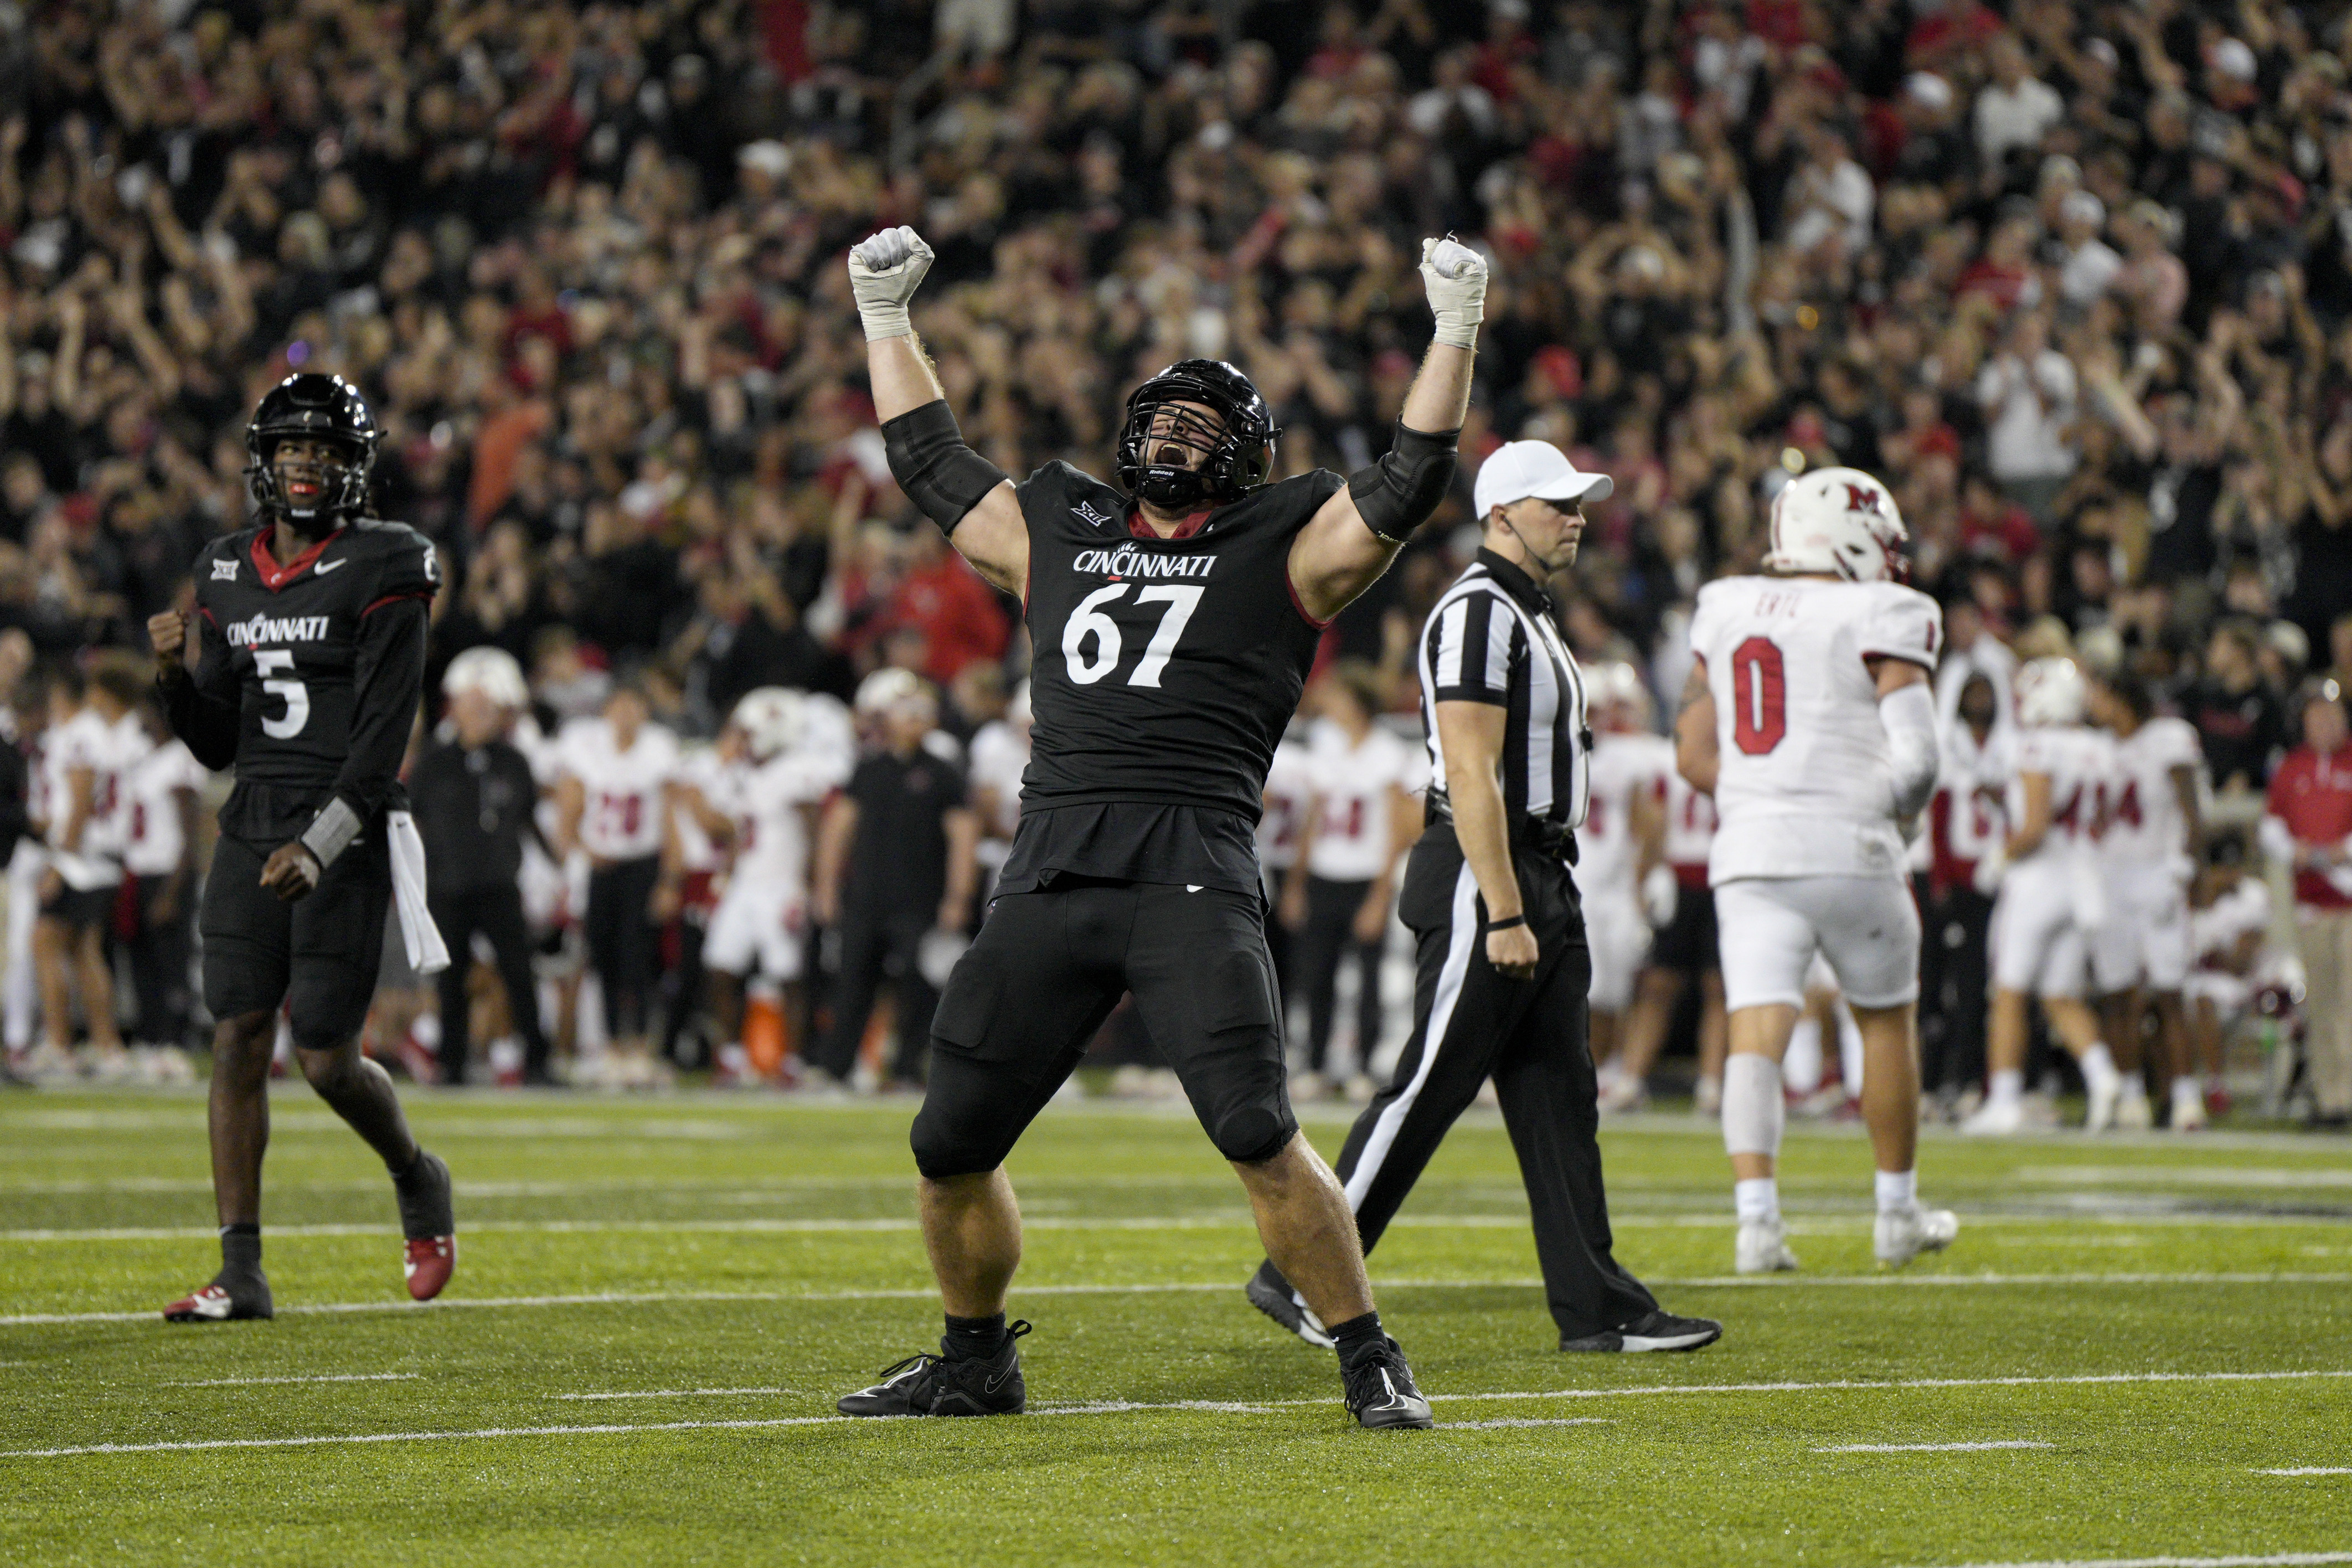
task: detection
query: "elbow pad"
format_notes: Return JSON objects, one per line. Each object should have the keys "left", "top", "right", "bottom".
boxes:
{"left": 1348, "top": 422, "right": 1458, "bottom": 543}
{"left": 882, "top": 400, "right": 1009, "bottom": 535}
{"left": 1880, "top": 681, "right": 1939, "bottom": 822}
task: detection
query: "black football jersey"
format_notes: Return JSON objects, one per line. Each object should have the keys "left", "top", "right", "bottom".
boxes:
{"left": 1013, "top": 462, "right": 1342, "bottom": 822}
{"left": 180, "top": 518, "right": 439, "bottom": 830}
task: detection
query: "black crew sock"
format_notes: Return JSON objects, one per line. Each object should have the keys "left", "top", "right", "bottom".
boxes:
{"left": 1329, "top": 1310, "right": 1388, "bottom": 1367}
{"left": 220, "top": 1224, "right": 262, "bottom": 1277}
{"left": 942, "top": 1311, "right": 1008, "bottom": 1361}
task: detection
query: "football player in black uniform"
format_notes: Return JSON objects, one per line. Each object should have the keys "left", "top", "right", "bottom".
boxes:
{"left": 147, "top": 373, "right": 456, "bottom": 1321}
{"left": 831, "top": 226, "right": 1486, "bottom": 1430}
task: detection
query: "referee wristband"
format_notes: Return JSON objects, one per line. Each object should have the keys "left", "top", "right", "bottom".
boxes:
{"left": 1484, "top": 914, "right": 1526, "bottom": 931}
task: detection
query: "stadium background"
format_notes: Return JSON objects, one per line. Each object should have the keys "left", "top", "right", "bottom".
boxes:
{"left": 2, "top": 0, "right": 2349, "bottom": 1103}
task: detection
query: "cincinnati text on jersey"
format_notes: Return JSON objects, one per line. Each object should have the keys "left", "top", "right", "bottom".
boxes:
{"left": 1070, "top": 547, "right": 1218, "bottom": 580}
{"left": 223, "top": 613, "right": 333, "bottom": 647}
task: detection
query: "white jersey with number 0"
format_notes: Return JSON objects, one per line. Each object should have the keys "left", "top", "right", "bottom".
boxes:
{"left": 1689, "top": 575, "right": 1942, "bottom": 885}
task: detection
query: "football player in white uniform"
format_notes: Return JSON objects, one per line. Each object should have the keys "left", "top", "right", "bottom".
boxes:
{"left": 1963, "top": 658, "right": 2124, "bottom": 1134}
{"left": 705, "top": 688, "right": 850, "bottom": 1082}
{"left": 1576, "top": 663, "right": 1676, "bottom": 1087}
{"left": 967, "top": 679, "right": 1032, "bottom": 902}
{"left": 2087, "top": 668, "right": 2207, "bottom": 1129}
{"left": 1602, "top": 749, "right": 1726, "bottom": 1113}
{"left": 2185, "top": 837, "right": 2270, "bottom": 1112}
{"left": 1674, "top": 467, "right": 1958, "bottom": 1272}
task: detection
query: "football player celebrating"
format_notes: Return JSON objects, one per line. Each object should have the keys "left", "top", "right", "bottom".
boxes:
{"left": 1675, "top": 468, "right": 1959, "bottom": 1273}
{"left": 1964, "top": 658, "right": 2124, "bottom": 1134}
{"left": 833, "top": 224, "right": 1483, "bottom": 1429}
{"left": 147, "top": 373, "right": 453, "bottom": 1321}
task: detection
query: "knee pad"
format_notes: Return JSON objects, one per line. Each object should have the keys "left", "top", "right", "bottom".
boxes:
{"left": 1213, "top": 1103, "right": 1294, "bottom": 1165}
{"left": 1721, "top": 1053, "right": 1785, "bottom": 1157}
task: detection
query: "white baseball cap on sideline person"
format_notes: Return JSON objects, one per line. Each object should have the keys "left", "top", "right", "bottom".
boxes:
{"left": 1473, "top": 440, "right": 1614, "bottom": 520}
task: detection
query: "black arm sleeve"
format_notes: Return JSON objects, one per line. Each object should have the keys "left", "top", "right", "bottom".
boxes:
{"left": 882, "top": 400, "right": 1009, "bottom": 535}
{"left": 162, "top": 612, "right": 243, "bottom": 772}
{"left": 331, "top": 595, "right": 429, "bottom": 821}
{"left": 1346, "top": 422, "right": 1460, "bottom": 543}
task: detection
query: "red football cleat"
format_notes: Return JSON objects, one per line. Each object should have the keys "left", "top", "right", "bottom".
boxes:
{"left": 404, "top": 1236, "right": 455, "bottom": 1301}
{"left": 163, "top": 1280, "right": 273, "bottom": 1322}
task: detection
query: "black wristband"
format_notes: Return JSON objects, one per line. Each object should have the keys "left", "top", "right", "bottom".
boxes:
{"left": 1484, "top": 914, "right": 1526, "bottom": 931}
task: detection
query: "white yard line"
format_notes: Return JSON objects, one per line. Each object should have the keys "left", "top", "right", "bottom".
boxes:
{"left": 6, "top": 1369, "right": 2348, "bottom": 1458}
{"left": 1818, "top": 1440, "right": 2055, "bottom": 1453}
{"left": 553, "top": 1388, "right": 804, "bottom": 1401}
{"left": 162, "top": 1373, "right": 418, "bottom": 1388}
{"left": 10, "top": 1275, "right": 2352, "bottom": 1327}
{"left": 2256, "top": 1468, "right": 2352, "bottom": 1477}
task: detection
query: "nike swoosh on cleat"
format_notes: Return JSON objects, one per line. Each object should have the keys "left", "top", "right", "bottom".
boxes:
{"left": 983, "top": 1367, "right": 1016, "bottom": 1394}
{"left": 314, "top": 558, "right": 349, "bottom": 574}
{"left": 1185, "top": 885, "right": 1203, "bottom": 893}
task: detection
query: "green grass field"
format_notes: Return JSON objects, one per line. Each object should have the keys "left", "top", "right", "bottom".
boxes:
{"left": 4, "top": 1087, "right": 2350, "bottom": 1567}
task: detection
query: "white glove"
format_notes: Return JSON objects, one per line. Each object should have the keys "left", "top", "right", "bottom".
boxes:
{"left": 1971, "top": 843, "right": 2006, "bottom": 899}
{"left": 1641, "top": 863, "right": 1678, "bottom": 928}
{"left": 1419, "top": 236, "right": 1487, "bottom": 349}
{"left": 847, "top": 225, "right": 935, "bottom": 342}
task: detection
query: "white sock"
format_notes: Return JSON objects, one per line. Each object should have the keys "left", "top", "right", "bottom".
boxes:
{"left": 1988, "top": 1068, "right": 2024, "bottom": 1107}
{"left": 1721, "top": 1054, "right": 1786, "bottom": 1157}
{"left": 2171, "top": 1075, "right": 2200, "bottom": 1107}
{"left": 2079, "top": 1042, "right": 2118, "bottom": 1090}
{"left": 1734, "top": 1177, "right": 1780, "bottom": 1226}
{"left": 1875, "top": 1168, "right": 1917, "bottom": 1214}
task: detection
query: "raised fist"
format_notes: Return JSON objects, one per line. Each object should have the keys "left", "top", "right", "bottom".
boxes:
{"left": 147, "top": 609, "right": 188, "bottom": 682}
{"left": 847, "top": 226, "right": 936, "bottom": 342}
{"left": 1419, "top": 236, "right": 1488, "bottom": 348}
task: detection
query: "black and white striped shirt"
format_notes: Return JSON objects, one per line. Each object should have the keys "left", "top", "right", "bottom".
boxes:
{"left": 1419, "top": 549, "right": 1590, "bottom": 827}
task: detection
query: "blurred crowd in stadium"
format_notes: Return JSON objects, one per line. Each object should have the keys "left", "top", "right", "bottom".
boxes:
{"left": 0, "top": 0, "right": 2348, "bottom": 1121}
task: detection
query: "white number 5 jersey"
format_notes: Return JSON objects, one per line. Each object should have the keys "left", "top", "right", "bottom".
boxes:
{"left": 1689, "top": 575, "right": 1943, "bottom": 885}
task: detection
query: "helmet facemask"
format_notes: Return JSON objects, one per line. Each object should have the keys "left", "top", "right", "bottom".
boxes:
{"left": 1116, "top": 360, "right": 1277, "bottom": 512}
{"left": 252, "top": 435, "right": 369, "bottom": 526}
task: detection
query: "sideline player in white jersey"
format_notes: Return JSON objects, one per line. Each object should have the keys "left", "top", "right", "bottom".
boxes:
{"left": 1602, "top": 739, "right": 1725, "bottom": 1113}
{"left": 551, "top": 682, "right": 682, "bottom": 1086}
{"left": 705, "top": 688, "right": 849, "bottom": 1081}
{"left": 967, "top": 679, "right": 1032, "bottom": 902}
{"left": 1673, "top": 467, "right": 1957, "bottom": 1272}
{"left": 2087, "top": 668, "right": 2207, "bottom": 1129}
{"left": 1963, "top": 658, "right": 2124, "bottom": 1134}
{"left": 1576, "top": 663, "right": 1676, "bottom": 1085}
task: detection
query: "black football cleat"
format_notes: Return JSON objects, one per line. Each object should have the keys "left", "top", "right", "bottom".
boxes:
{"left": 1341, "top": 1336, "right": 1434, "bottom": 1430}
{"left": 163, "top": 1272, "right": 274, "bottom": 1323}
{"left": 838, "top": 1321, "right": 1033, "bottom": 1417}
{"left": 393, "top": 1149, "right": 456, "bottom": 1301}
{"left": 1559, "top": 1308, "right": 1722, "bottom": 1354}
{"left": 1245, "top": 1260, "right": 1335, "bottom": 1349}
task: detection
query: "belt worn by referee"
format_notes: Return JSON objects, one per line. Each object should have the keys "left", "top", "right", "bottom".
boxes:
{"left": 1423, "top": 790, "right": 1578, "bottom": 865}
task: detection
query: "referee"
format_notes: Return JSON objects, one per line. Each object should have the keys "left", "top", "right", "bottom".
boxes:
{"left": 1249, "top": 441, "right": 1721, "bottom": 1353}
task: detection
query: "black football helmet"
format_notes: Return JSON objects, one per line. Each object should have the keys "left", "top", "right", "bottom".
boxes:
{"left": 1115, "top": 359, "right": 1278, "bottom": 510}
{"left": 245, "top": 373, "right": 379, "bottom": 524}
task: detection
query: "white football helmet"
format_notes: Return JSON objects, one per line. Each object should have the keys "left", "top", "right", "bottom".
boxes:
{"left": 731, "top": 687, "right": 806, "bottom": 761}
{"left": 441, "top": 646, "right": 530, "bottom": 709}
{"left": 1765, "top": 466, "right": 1910, "bottom": 583}
{"left": 2013, "top": 657, "right": 2087, "bottom": 728}
{"left": 1585, "top": 661, "right": 1652, "bottom": 731}
{"left": 854, "top": 666, "right": 931, "bottom": 718}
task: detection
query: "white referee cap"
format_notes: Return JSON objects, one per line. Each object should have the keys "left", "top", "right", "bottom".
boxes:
{"left": 1473, "top": 440, "right": 1613, "bottom": 521}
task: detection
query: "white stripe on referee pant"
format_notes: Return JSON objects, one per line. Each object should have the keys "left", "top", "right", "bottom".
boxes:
{"left": 1343, "top": 860, "right": 1480, "bottom": 1216}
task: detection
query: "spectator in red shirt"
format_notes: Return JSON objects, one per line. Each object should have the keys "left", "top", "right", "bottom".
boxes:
{"left": 884, "top": 526, "right": 1010, "bottom": 685}
{"left": 2262, "top": 679, "right": 2352, "bottom": 1126}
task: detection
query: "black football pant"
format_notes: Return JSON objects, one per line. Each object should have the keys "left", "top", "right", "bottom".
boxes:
{"left": 815, "top": 909, "right": 937, "bottom": 1085}
{"left": 1289, "top": 874, "right": 1384, "bottom": 1079}
{"left": 430, "top": 884, "right": 549, "bottom": 1084}
{"left": 1917, "top": 878, "right": 1992, "bottom": 1095}
{"left": 1327, "top": 827, "right": 1657, "bottom": 1340}
{"left": 584, "top": 855, "right": 661, "bottom": 1039}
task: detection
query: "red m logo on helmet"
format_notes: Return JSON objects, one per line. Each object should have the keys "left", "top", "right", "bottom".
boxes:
{"left": 1844, "top": 483, "right": 1882, "bottom": 514}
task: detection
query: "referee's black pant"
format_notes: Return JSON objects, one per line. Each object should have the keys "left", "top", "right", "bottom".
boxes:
{"left": 1328, "top": 823, "right": 1657, "bottom": 1340}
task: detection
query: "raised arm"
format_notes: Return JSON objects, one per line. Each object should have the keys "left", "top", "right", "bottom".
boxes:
{"left": 850, "top": 228, "right": 1027, "bottom": 599}
{"left": 1289, "top": 239, "right": 1487, "bottom": 623}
